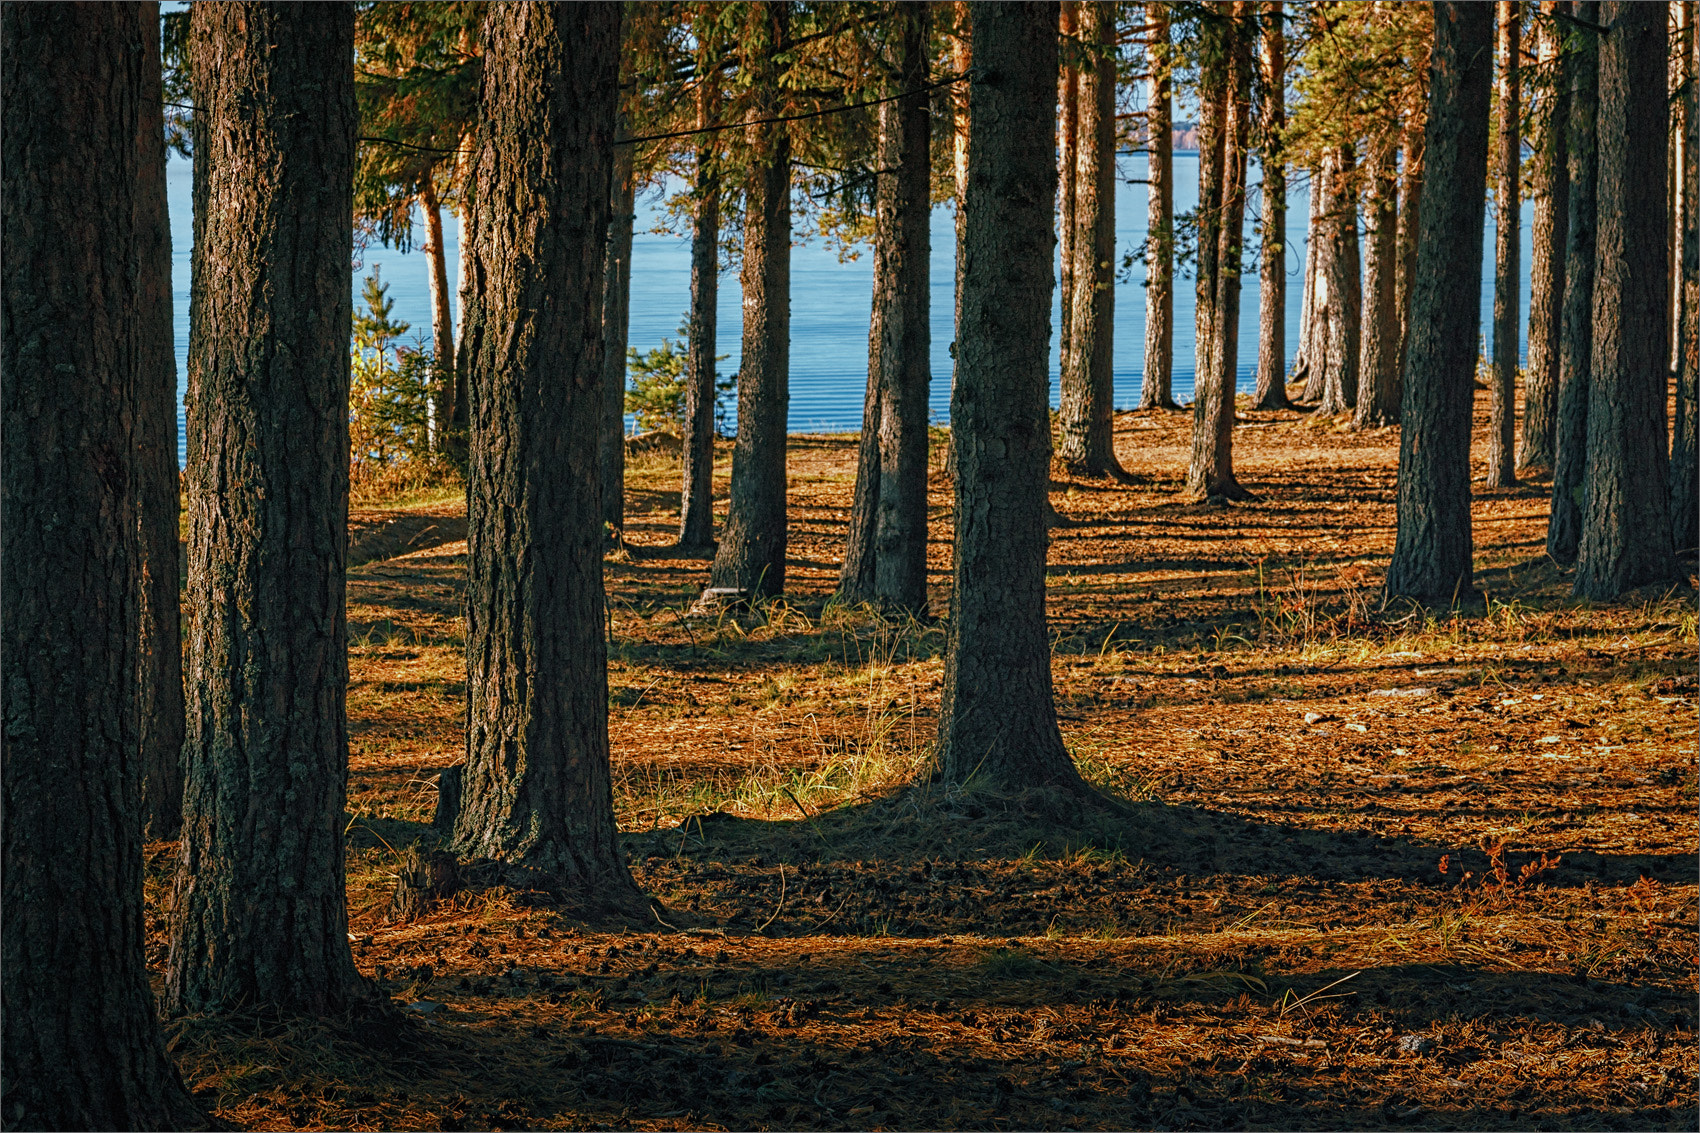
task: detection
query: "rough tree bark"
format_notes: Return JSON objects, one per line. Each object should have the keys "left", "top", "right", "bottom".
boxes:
{"left": 421, "top": 172, "right": 456, "bottom": 454}
{"left": 138, "top": 6, "right": 185, "bottom": 840}
{"left": 168, "top": 1, "right": 368, "bottom": 1017}
{"left": 1396, "top": 118, "right": 1426, "bottom": 390}
{"left": 711, "top": 1, "right": 793, "bottom": 599}
{"left": 1520, "top": 0, "right": 1569, "bottom": 474}
{"left": 602, "top": 116, "right": 636, "bottom": 535}
{"left": 1254, "top": 0, "right": 1291, "bottom": 410}
{"left": 1139, "top": 1, "right": 1178, "bottom": 410}
{"left": 840, "top": 3, "right": 932, "bottom": 613}
{"left": 1316, "top": 144, "right": 1361, "bottom": 417}
{"left": 2, "top": 6, "right": 208, "bottom": 1127}
{"left": 1488, "top": 0, "right": 1521, "bottom": 487}
{"left": 935, "top": 1, "right": 1084, "bottom": 792}
{"left": 1354, "top": 141, "right": 1401, "bottom": 429}
{"left": 1186, "top": 1, "right": 1253, "bottom": 501}
{"left": 1058, "top": 1, "right": 1079, "bottom": 387}
{"left": 1385, "top": 1, "right": 1493, "bottom": 601}
{"left": 1574, "top": 0, "right": 1682, "bottom": 598}
{"left": 1060, "top": 1, "right": 1124, "bottom": 476}
{"left": 449, "top": 2, "right": 639, "bottom": 905}
{"left": 680, "top": 63, "right": 721, "bottom": 549}
{"left": 1301, "top": 155, "right": 1336, "bottom": 405}
{"left": 1292, "top": 164, "right": 1324, "bottom": 395}
{"left": 1548, "top": 0, "right": 1598, "bottom": 563}
{"left": 1674, "top": 7, "right": 1699, "bottom": 553}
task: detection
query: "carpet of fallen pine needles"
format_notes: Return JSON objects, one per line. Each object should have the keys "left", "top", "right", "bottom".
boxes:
{"left": 146, "top": 392, "right": 1697, "bottom": 1132}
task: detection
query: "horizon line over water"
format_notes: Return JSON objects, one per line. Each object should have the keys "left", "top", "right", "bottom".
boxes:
{"left": 166, "top": 153, "right": 1533, "bottom": 465}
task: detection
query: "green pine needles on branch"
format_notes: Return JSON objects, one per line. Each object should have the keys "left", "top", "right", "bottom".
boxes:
{"left": 350, "top": 270, "right": 457, "bottom": 501}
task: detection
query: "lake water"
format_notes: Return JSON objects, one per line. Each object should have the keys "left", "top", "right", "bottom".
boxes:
{"left": 167, "top": 153, "right": 1533, "bottom": 463}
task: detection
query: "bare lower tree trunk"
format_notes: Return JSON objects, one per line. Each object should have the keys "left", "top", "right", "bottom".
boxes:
{"left": 680, "top": 69, "right": 720, "bottom": 549}
{"left": 1059, "top": 0, "right": 1123, "bottom": 476}
{"left": 1292, "top": 165, "right": 1322, "bottom": 393}
{"left": 1385, "top": 1, "right": 1493, "bottom": 601}
{"left": 1186, "top": 1, "right": 1253, "bottom": 501}
{"left": 1254, "top": 0, "right": 1291, "bottom": 410}
{"left": 451, "top": 2, "right": 640, "bottom": 906}
{"left": 1521, "top": 0, "right": 1569, "bottom": 474}
{"left": 1548, "top": 0, "right": 1599, "bottom": 563}
{"left": 1396, "top": 119, "right": 1426, "bottom": 390}
{"left": 421, "top": 173, "right": 456, "bottom": 453}
{"left": 1302, "top": 157, "right": 1335, "bottom": 404}
{"left": 1575, "top": 0, "right": 1681, "bottom": 598}
{"left": 1488, "top": 0, "right": 1521, "bottom": 487}
{"left": 1674, "top": 8, "right": 1699, "bottom": 553}
{"left": 711, "top": 1, "right": 792, "bottom": 599}
{"left": 169, "top": 0, "right": 368, "bottom": 1016}
{"left": 602, "top": 121, "right": 636, "bottom": 535}
{"left": 2, "top": 6, "right": 208, "bottom": 1126}
{"left": 1058, "top": 1, "right": 1079, "bottom": 386}
{"left": 1354, "top": 142, "right": 1401, "bottom": 429}
{"left": 1316, "top": 145, "right": 1360, "bottom": 417}
{"left": 935, "top": 1, "right": 1083, "bottom": 793}
{"left": 1139, "top": 1, "right": 1177, "bottom": 410}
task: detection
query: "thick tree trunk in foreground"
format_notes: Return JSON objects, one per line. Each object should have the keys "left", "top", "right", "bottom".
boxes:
{"left": 602, "top": 120, "right": 636, "bottom": 535}
{"left": 1186, "top": 1, "right": 1252, "bottom": 501}
{"left": 1354, "top": 142, "right": 1401, "bottom": 429}
{"left": 1521, "top": 1, "right": 1569, "bottom": 474}
{"left": 169, "top": 1, "right": 367, "bottom": 1017}
{"left": 1674, "top": 12, "right": 1699, "bottom": 553}
{"left": 712, "top": 1, "right": 792, "bottom": 599}
{"left": 1488, "top": 0, "right": 1521, "bottom": 487}
{"left": 936, "top": 1, "right": 1082, "bottom": 792}
{"left": 1574, "top": 0, "right": 1681, "bottom": 598}
{"left": 2, "top": 6, "right": 206, "bottom": 1126}
{"left": 1059, "top": 0, "right": 1123, "bottom": 476}
{"left": 1385, "top": 1, "right": 1493, "bottom": 601}
{"left": 1254, "top": 0, "right": 1291, "bottom": 410}
{"left": 421, "top": 173, "right": 456, "bottom": 453}
{"left": 1316, "top": 145, "right": 1361, "bottom": 417}
{"left": 841, "top": 4, "right": 932, "bottom": 613}
{"left": 1548, "top": 0, "right": 1599, "bottom": 563}
{"left": 680, "top": 72, "right": 721, "bottom": 549}
{"left": 1139, "top": 2, "right": 1177, "bottom": 410}
{"left": 138, "top": 14, "right": 185, "bottom": 840}
{"left": 451, "top": 2, "right": 638, "bottom": 904}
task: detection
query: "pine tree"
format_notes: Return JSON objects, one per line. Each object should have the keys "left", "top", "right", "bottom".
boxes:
{"left": 1253, "top": 0, "right": 1293, "bottom": 411}
{"left": 1488, "top": 0, "right": 1521, "bottom": 487}
{"left": 1139, "top": 1, "right": 1179, "bottom": 410}
{"left": 1520, "top": 0, "right": 1569, "bottom": 475}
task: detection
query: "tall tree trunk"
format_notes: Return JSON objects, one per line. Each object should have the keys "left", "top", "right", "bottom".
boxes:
{"left": 2, "top": 6, "right": 207, "bottom": 1126}
{"left": 448, "top": 193, "right": 473, "bottom": 468}
{"left": 1354, "top": 141, "right": 1401, "bottom": 428}
{"left": 1574, "top": 0, "right": 1681, "bottom": 598}
{"left": 1254, "top": 0, "right": 1291, "bottom": 410}
{"left": 711, "top": 1, "right": 792, "bottom": 599}
{"left": 138, "top": 3, "right": 185, "bottom": 841}
{"left": 169, "top": 1, "right": 367, "bottom": 1016}
{"left": 841, "top": 3, "right": 932, "bottom": 613}
{"left": 1548, "top": 0, "right": 1599, "bottom": 563}
{"left": 1058, "top": 1, "right": 1079, "bottom": 387}
{"left": 1301, "top": 156, "right": 1335, "bottom": 404}
{"left": 1488, "top": 0, "right": 1521, "bottom": 486}
{"left": 1316, "top": 144, "right": 1361, "bottom": 417}
{"left": 602, "top": 120, "right": 636, "bottom": 535}
{"left": 1292, "top": 164, "right": 1323, "bottom": 394}
{"left": 1385, "top": 1, "right": 1494, "bottom": 601}
{"left": 936, "top": 1, "right": 1083, "bottom": 792}
{"left": 1673, "top": 3, "right": 1689, "bottom": 378}
{"left": 1186, "top": 1, "right": 1253, "bottom": 501}
{"left": 1396, "top": 119, "right": 1427, "bottom": 393}
{"left": 421, "top": 172, "right": 456, "bottom": 454}
{"left": 1520, "top": 0, "right": 1569, "bottom": 474}
{"left": 680, "top": 67, "right": 721, "bottom": 549}
{"left": 1139, "top": 1, "right": 1178, "bottom": 410}
{"left": 1674, "top": 5, "right": 1699, "bottom": 553}
{"left": 450, "top": 2, "right": 639, "bottom": 904}
{"left": 1060, "top": 0, "right": 1123, "bottom": 476}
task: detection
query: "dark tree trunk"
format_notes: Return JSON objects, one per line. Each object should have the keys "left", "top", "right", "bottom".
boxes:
{"left": 1139, "top": 1, "right": 1178, "bottom": 410}
{"left": 1548, "top": 0, "right": 1599, "bottom": 563}
{"left": 2, "top": 6, "right": 206, "bottom": 1127}
{"left": 1316, "top": 144, "right": 1361, "bottom": 416}
{"left": 1574, "top": 0, "right": 1682, "bottom": 598}
{"left": 1396, "top": 119, "right": 1426, "bottom": 391}
{"left": 169, "top": 1, "right": 367, "bottom": 1017}
{"left": 1254, "top": 0, "right": 1291, "bottom": 411}
{"left": 1521, "top": 0, "right": 1569, "bottom": 474}
{"left": 711, "top": 1, "right": 792, "bottom": 600}
{"left": 1186, "top": 1, "right": 1253, "bottom": 501}
{"left": 602, "top": 113, "right": 636, "bottom": 535}
{"left": 1059, "top": 1, "right": 1123, "bottom": 476}
{"left": 138, "top": 8, "right": 185, "bottom": 841}
{"left": 1488, "top": 0, "right": 1521, "bottom": 487}
{"left": 1385, "top": 1, "right": 1493, "bottom": 601}
{"left": 450, "top": 2, "right": 639, "bottom": 903}
{"left": 935, "top": 1, "right": 1083, "bottom": 792}
{"left": 1301, "top": 156, "right": 1335, "bottom": 404}
{"left": 841, "top": 4, "right": 932, "bottom": 613}
{"left": 680, "top": 65, "right": 720, "bottom": 549}
{"left": 1058, "top": 1, "right": 1078, "bottom": 388}
{"left": 1354, "top": 142, "right": 1401, "bottom": 429}
{"left": 421, "top": 173, "right": 456, "bottom": 455}
{"left": 1675, "top": 10, "right": 1699, "bottom": 553}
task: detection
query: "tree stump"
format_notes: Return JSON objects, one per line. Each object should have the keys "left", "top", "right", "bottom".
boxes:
{"left": 432, "top": 764, "right": 463, "bottom": 832}
{"left": 388, "top": 845, "right": 460, "bottom": 924}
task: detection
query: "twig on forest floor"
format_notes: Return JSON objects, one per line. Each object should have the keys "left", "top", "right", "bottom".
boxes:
{"left": 757, "top": 866, "right": 788, "bottom": 933}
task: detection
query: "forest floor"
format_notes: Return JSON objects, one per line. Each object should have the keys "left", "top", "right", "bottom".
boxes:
{"left": 149, "top": 392, "right": 1697, "bottom": 1132}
